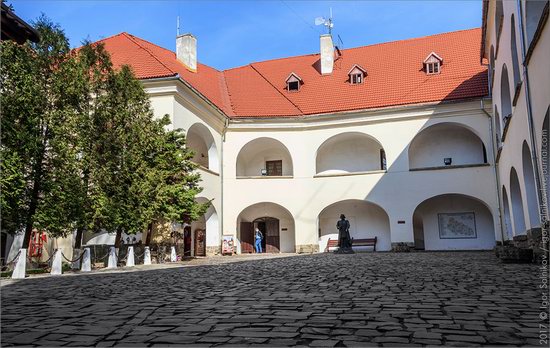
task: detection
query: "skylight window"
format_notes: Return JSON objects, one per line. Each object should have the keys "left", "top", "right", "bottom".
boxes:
{"left": 285, "top": 73, "right": 302, "bottom": 92}
{"left": 348, "top": 65, "right": 367, "bottom": 85}
{"left": 423, "top": 52, "right": 443, "bottom": 75}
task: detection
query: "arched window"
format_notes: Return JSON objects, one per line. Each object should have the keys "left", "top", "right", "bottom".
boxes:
{"left": 187, "top": 123, "right": 219, "bottom": 173}
{"left": 494, "top": 105, "right": 502, "bottom": 147}
{"left": 510, "top": 167, "right": 526, "bottom": 235}
{"left": 489, "top": 45, "right": 495, "bottom": 90}
{"left": 522, "top": 141, "right": 540, "bottom": 228}
{"left": 408, "top": 123, "right": 487, "bottom": 169}
{"left": 495, "top": 0, "right": 504, "bottom": 40}
{"left": 236, "top": 138, "right": 294, "bottom": 177}
{"left": 510, "top": 15, "right": 522, "bottom": 94}
{"left": 525, "top": 0, "right": 547, "bottom": 47}
{"left": 500, "top": 64, "right": 513, "bottom": 128}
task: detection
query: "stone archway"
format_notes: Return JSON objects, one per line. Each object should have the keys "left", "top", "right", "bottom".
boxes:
{"left": 412, "top": 193, "right": 495, "bottom": 250}
{"left": 236, "top": 202, "right": 295, "bottom": 253}
{"left": 318, "top": 199, "right": 391, "bottom": 252}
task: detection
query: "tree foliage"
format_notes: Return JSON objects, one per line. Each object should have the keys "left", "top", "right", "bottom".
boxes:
{"left": 1, "top": 16, "right": 209, "bottom": 249}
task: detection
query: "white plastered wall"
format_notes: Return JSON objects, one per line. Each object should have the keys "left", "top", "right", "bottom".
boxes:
{"left": 223, "top": 101, "right": 500, "bottom": 252}
{"left": 484, "top": 0, "right": 550, "bottom": 233}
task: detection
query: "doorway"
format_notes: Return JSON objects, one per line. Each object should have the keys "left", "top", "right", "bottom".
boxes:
{"left": 240, "top": 217, "right": 280, "bottom": 253}
{"left": 254, "top": 217, "right": 280, "bottom": 253}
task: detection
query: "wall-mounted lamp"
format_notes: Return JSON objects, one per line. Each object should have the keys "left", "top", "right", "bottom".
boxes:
{"left": 444, "top": 157, "right": 452, "bottom": 166}
{"left": 261, "top": 169, "right": 267, "bottom": 176}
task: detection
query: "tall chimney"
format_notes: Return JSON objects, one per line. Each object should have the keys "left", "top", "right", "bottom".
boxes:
{"left": 176, "top": 33, "right": 197, "bottom": 72}
{"left": 320, "top": 34, "right": 334, "bottom": 75}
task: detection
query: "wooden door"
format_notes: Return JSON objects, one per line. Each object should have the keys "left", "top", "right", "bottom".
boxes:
{"left": 265, "top": 219, "right": 280, "bottom": 253}
{"left": 240, "top": 222, "right": 254, "bottom": 253}
{"left": 194, "top": 229, "right": 206, "bottom": 256}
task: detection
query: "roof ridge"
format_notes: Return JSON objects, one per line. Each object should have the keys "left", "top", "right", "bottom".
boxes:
{"left": 122, "top": 33, "right": 177, "bottom": 76}
{"left": 341, "top": 27, "right": 482, "bottom": 53}
{"left": 224, "top": 27, "right": 481, "bottom": 71}
{"left": 249, "top": 63, "right": 304, "bottom": 115}
{"left": 219, "top": 72, "right": 235, "bottom": 115}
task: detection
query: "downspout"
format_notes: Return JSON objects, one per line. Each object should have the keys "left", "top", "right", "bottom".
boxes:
{"left": 220, "top": 117, "right": 229, "bottom": 246}
{"left": 481, "top": 98, "right": 507, "bottom": 243}
{"left": 516, "top": 0, "right": 547, "bottom": 222}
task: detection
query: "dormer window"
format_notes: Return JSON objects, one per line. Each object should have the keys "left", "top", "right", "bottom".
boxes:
{"left": 348, "top": 64, "right": 367, "bottom": 85}
{"left": 285, "top": 72, "right": 302, "bottom": 92}
{"left": 423, "top": 52, "right": 443, "bottom": 75}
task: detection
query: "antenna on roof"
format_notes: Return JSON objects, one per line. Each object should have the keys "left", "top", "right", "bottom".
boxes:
{"left": 177, "top": 16, "right": 180, "bottom": 36}
{"left": 337, "top": 34, "right": 344, "bottom": 49}
{"left": 314, "top": 7, "right": 334, "bottom": 35}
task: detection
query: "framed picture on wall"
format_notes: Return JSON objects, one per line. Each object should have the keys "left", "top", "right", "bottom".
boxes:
{"left": 438, "top": 212, "right": 477, "bottom": 239}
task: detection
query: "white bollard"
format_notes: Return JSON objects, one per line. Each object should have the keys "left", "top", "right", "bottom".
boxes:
{"left": 81, "top": 248, "right": 91, "bottom": 272}
{"left": 144, "top": 246, "right": 151, "bottom": 265}
{"left": 50, "top": 249, "right": 63, "bottom": 275}
{"left": 107, "top": 246, "right": 117, "bottom": 269}
{"left": 71, "top": 248, "right": 81, "bottom": 270}
{"left": 11, "top": 248, "right": 27, "bottom": 279}
{"left": 126, "top": 246, "right": 135, "bottom": 267}
{"left": 170, "top": 246, "right": 177, "bottom": 262}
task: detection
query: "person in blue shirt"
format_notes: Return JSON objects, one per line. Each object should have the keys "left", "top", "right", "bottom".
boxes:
{"left": 254, "top": 228, "right": 263, "bottom": 253}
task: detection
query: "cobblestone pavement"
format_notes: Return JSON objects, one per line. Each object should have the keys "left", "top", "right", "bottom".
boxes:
{"left": 0, "top": 252, "right": 546, "bottom": 347}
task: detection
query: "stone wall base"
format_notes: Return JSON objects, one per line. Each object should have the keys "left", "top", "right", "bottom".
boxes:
{"left": 206, "top": 246, "right": 221, "bottom": 256}
{"left": 296, "top": 244, "right": 319, "bottom": 254}
{"left": 391, "top": 242, "right": 415, "bottom": 252}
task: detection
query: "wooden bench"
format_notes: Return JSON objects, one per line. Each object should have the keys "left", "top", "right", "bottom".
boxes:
{"left": 324, "top": 237, "right": 377, "bottom": 252}
{"left": 324, "top": 238, "right": 339, "bottom": 252}
{"left": 351, "top": 237, "right": 377, "bottom": 251}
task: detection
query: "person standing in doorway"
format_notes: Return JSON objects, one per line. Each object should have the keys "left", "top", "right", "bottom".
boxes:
{"left": 254, "top": 228, "right": 263, "bottom": 254}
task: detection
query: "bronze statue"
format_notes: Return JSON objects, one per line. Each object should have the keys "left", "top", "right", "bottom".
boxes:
{"left": 336, "top": 214, "right": 354, "bottom": 253}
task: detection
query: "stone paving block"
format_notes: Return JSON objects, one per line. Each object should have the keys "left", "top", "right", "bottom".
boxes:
{"left": 445, "top": 334, "right": 487, "bottom": 343}
{"left": 0, "top": 252, "right": 542, "bottom": 347}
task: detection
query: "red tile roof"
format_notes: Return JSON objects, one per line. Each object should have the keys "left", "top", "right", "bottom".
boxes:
{"left": 96, "top": 28, "right": 488, "bottom": 118}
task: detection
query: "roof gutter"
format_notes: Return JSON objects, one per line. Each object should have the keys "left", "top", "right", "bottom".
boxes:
{"left": 480, "top": 97, "right": 506, "bottom": 243}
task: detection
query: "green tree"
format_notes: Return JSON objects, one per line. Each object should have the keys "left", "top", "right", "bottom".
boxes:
{"left": 1, "top": 16, "right": 83, "bottom": 247}
{"left": 1, "top": 16, "right": 209, "bottom": 251}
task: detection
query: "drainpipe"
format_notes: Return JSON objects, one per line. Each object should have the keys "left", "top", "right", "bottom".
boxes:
{"left": 220, "top": 117, "right": 229, "bottom": 245}
{"left": 516, "top": 0, "right": 547, "bottom": 222}
{"left": 481, "top": 98, "right": 507, "bottom": 243}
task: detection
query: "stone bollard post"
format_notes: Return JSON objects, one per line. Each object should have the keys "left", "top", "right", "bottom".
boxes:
{"left": 50, "top": 249, "right": 63, "bottom": 275}
{"left": 107, "top": 246, "right": 117, "bottom": 269}
{"left": 170, "top": 246, "right": 177, "bottom": 262}
{"left": 11, "top": 249, "right": 27, "bottom": 279}
{"left": 126, "top": 246, "right": 135, "bottom": 267}
{"left": 81, "top": 248, "right": 91, "bottom": 272}
{"left": 71, "top": 248, "right": 81, "bottom": 270}
{"left": 144, "top": 246, "right": 151, "bottom": 265}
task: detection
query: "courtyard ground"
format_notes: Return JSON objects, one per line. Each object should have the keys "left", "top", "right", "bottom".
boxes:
{"left": 0, "top": 251, "right": 546, "bottom": 347}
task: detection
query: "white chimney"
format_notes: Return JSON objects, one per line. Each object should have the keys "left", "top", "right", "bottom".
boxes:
{"left": 320, "top": 34, "right": 334, "bottom": 75}
{"left": 176, "top": 33, "right": 197, "bottom": 72}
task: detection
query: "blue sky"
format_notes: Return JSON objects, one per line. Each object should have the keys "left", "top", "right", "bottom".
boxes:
{"left": 11, "top": 1, "right": 482, "bottom": 70}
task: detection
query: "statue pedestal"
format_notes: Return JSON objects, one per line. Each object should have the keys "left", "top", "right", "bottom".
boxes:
{"left": 334, "top": 247, "right": 354, "bottom": 254}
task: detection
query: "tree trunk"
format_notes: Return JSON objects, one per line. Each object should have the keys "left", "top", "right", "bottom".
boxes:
{"left": 22, "top": 157, "right": 45, "bottom": 249}
{"left": 74, "top": 226, "right": 84, "bottom": 249}
{"left": 145, "top": 222, "right": 153, "bottom": 246}
{"left": 114, "top": 227, "right": 123, "bottom": 248}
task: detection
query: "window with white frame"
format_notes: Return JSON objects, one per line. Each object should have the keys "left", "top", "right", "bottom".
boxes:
{"left": 285, "top": 73, "right": 302, "bottom": 92}
{"left": 423, "top": 52, "right": 442, "bottom": 75}
{"left": 348, "top": 65, "right": 367, "bottom": 85}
